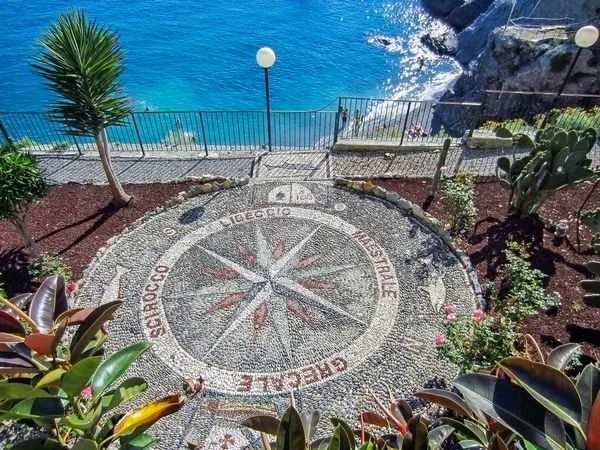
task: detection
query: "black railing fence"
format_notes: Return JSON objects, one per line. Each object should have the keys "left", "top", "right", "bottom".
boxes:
{"left": 0, "top": 92, "right": 599, "bottom": 153}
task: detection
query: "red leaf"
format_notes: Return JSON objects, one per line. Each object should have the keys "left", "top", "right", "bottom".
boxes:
{"left": 588, "top": 392, "right": 600, "bottom": 450}
{"left": 29, "top": 276, "right": 69, "bottom": 333}
{"left": 0, "top": 311, "right": 26, "bottom": 335}
{"left": 359, "top": 411, "right": 389, "bottom": 428}
{"left": 1, "top": 294, "right": 33, "bottom": 317}
{"left": 0, "top": 333, "right": 24, "bottom": 343}
{"left": 55, "top": 307, "right": 96, "bottom": 326}
{"left": 25, "top": 333, "right": 56, "bottom": 355}
{"left": 203, "top": 268, "right": 240, "bottom": 280}
{"left": 206, "top": 292, "right": 247, "bottom": 313}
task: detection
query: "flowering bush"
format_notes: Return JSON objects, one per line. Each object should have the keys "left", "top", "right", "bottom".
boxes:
{"left": 437, "top": 305, "right": 515, "bottom": 373}
{"left": 440, "top": 172, "right": 477, "bottom": 233}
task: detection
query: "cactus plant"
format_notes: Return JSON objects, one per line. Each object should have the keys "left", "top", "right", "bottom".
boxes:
{"left": 495, "top": 127, "right": 598, "bottom": 217}
{"left": 580, "top": 208, "right": 600, "bottom": 308}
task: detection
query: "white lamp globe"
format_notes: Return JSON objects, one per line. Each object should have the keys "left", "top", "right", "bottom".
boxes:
{"left": 256, "top": 47, "right": 276, "bottom": 69}
{"left": 575, "top": 25, "right": 599, "bottom": 48}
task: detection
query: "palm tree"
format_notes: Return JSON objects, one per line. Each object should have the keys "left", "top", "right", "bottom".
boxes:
{"left": 32, "top": 9, "right": 132, "bottom": 206}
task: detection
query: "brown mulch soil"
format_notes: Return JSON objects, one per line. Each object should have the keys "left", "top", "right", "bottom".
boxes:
{"left": 0, "top": 179, "right": 599, "bottom": 360}
{"left": 376, "top": 177, "right": 600, "bottom": 361}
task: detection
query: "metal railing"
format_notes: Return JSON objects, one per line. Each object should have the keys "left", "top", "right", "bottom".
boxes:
{"left": 1, "top": 92, "right": 599, "bottom": 154}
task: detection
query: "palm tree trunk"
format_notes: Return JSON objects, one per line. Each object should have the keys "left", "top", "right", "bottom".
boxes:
{"left": 10, "top": 210, "right": 41, "bottom": 256}
{"left": 95, "top": 129, "right": 131, "bottom": 207}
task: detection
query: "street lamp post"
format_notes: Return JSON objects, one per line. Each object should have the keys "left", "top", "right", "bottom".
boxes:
{"left": 540, "top": 25, "right": 599, "bottom": 129}
{"left": 256, "top": 47, "right": 276, "bottom": 152}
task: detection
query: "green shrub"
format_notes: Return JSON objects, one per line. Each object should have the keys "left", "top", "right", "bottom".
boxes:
{"left": 51, "top": 140, "right": 72, "bottom": 151}
{"left": 550, "top": 50, "right": 571, "bottom": 72}
{"left": 440, "top": 171, "right": 477, "bottom": 233}
{"left": 438, "top": 314, "right": 515, "bottom": 373}
{"left": 29, "top": 252, "right": 73, "bottom": 280}
{"left": 494, "top": 240, "right": 559, "bottom": 321}
{"left": 534, "top": 106, "right": 600, "bottom": 131}
{"left": 481, "top": 118, "right": 531, "bottom": 135}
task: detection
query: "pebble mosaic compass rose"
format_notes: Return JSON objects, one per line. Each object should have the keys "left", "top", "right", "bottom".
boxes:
{"left": 140, "top": 206, "right": 401, "bottom": 394}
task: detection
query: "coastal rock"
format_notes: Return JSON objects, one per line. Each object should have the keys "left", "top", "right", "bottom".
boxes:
{"left": 421, "top": 31, "right": 458, "bottom": 55}
{"left": 422, "top": 0, "right": 493, "bottom": 32}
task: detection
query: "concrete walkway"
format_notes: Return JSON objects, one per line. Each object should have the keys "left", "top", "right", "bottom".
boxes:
{"left": 36, "top": 146, "right": 535, "bottom": 184}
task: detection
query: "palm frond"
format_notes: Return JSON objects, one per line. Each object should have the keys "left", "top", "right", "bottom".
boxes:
{"left": 31, "top": 9, "right": 132, "bottom": 136}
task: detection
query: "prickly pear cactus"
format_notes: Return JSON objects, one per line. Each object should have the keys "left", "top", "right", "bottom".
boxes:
{"left": 581, "top": 208, "right": 600, "bottom": 308}
{"left": 495, "top": 127, "right": 598, "bottom": 217}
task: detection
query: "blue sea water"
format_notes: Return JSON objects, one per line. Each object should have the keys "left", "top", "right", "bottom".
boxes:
{"left": 0, "top": 0, "right": 460, "bottom": 112}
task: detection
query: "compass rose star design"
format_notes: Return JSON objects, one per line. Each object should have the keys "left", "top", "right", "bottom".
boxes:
{"left": 171, "top": 224, "right": 367, "bottom": 363}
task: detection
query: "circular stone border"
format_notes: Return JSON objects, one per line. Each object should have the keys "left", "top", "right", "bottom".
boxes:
{"left": 78, "top": 176, "right": 483, "bottom": 306}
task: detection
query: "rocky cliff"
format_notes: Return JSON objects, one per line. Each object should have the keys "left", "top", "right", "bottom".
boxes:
{"left": 431, "top": 27, "right": 600, "bottom": 135}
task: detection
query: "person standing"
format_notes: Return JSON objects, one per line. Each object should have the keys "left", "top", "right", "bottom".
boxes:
{"left": 341, "top": 108, "right": 348, "bottom": 127}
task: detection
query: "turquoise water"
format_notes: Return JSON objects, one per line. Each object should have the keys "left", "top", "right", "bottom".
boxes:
{"left": 0, "top": 0, "right": 459, "bottom": 112}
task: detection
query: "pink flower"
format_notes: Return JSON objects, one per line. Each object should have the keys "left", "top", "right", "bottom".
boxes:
{"left": 471, "top": 309, "right": 484, "bottom": 323}
{"left": 81, "top": 386, "right": 92, "bottom": 398}
{"left": 67, "top": 281, "right": 77, "bottom": 293}
{"left": 447, "top": 313, "right": 457, "bottom": 323}
{"left": 442, "top": 305, "right": 455, "bottom": 315}
{"left": 435, "top": 335, "right": 447, "bottom": 346}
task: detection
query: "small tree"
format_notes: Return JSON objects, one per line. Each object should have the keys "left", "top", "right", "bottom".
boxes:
{"left": 0, "top": 143, "right": 48, "bottom": 255}
{"left": 32, "top": 9, "right": 132, "bottom": 207}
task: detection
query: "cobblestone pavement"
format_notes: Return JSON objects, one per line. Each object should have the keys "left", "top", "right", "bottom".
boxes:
{"left": 36, "top": 146, "right": 532, "bottom": 184}
{"left": 77, "top": 180, "right": 477, "bottom": 449}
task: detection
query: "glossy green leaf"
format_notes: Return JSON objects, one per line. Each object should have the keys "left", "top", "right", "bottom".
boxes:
{"left": 300, "top": 410, "right": 320, "bottom": 441}
{"left": 440, "top": 418, "right": 487, "bottom": 445}
{"left": 91, "top": 342, "right": 151, "bottom": 397}
{"left": 96, "top": 413, "right": 124, "bottom": 443}
{"left": 7, "top": 397, "right": 64, "bottom": 419}
{"left": 329, "top": 424, "right": 353, "bottom": 450}
{"left": 61, "top": 356, "right": 102, "bottom": 398}
{"left": 331, "top": 417, "right": 356, "bottom": 450}
{"left": 499, "top": 357, "right": 582, "bottom": 427}
{"left": 61, "top": 414, "right": 94, "bottom": 431}
{"left": 454, "top": 374, "right": 566, "bottom": 450}
{"left": 488, "top": 435, "right": 508, "bottom": 450}
{"left": 7, "top": 438, "right": 64, "bottom": 450}
{"left": 118, "top": 432, "right": 157, "bottom": 450}
{"left": 547, "top": 344, "right": 581, "bottom": 373}
{"left": 102, "top": 377, "right": 148, "bottom": 413}
{"left": 0, "top": 383, "right": 51, "bottom": 399}
{"left": 36, "top": 368, "right": 66, "bottom": 389}
{"left": 241, "top": 414, "right": 281, "bottom": 436}
{"left": 276, "top": 406, "right": 306, "bottom": 450}
{"left": 29, "top": 276, "right": 69, "bottom": 333}
{"left": 70, "top": 300, "right": 122, "bottom": 362}
{"left": 415, "top": 389, "right": 476, "bottom": 420}
{"left": 428, "top": 424, "right": 454, "bottom": 450}
{"left": 523, "top": 441, "right": 546, "bottom": 450}
{"left": 402, "top": 415, "right": 428, "bottom": 450}
{"left": 452, "top": 440, "right": 484, "bottom": 450}
{"left": 72, "top": 439, "right": 98, "bottom": 450}
{"left": 576, "top": 364, "right": 600, "bottom": 430}
{"left": 359, "top": 443, "right": 375, "bottom": 450}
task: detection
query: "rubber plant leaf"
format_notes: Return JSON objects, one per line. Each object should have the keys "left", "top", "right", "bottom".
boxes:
{"left": 414, "top": 389, "right": 476, "bottom": 421}
{"left": 359, "top": 411, "right": 389, "bottom": 428}
{"left": 330, "top": 417, "right": 357, "bottom": 450}
{"left": 300, "top": 410, "right": 320, "bottom": 441}
{"left": 276, "top": 406, "right": 306, "bottom": 450}
{"left": 0, "top": 310, "right": 26, "bottom": 335}
{"left": 242, "top": 415, "right": 281, "bottom": 435}
{"left": 55, "top": 307, "right": 96, "bottom": 326}
{"left": 587, "top": 392, "right": 600, "bottom": 450}
{"left": 70, "top": 300, "right": 122, "bottom": 362}
{"left": 8, "top": 397, "right": 64, "bottom": 419}
{"left": 576, "top": 364, "right": 600, "bottom": 431}
{"left": 488, "top": 435, "right": 509, "bottom": 450}
{"left": 117, "top": 432, "right": 156, "bottom": 450}
{"left": 0, "top": 351, "right": 39, "bottom": 375}
{"left": 28, "top": 276, "right": 68, "bottom": 333}
{"left": 498, "top": 357, "right": 582, "bottom": 427}
{"left": 7, "top": 438, "right": 64, "bottom": 450}
{"left": 101, "top": 377, "right": 149, "bottom": 414}
{"left": 428, "top": 424, "right": 455, "bottom": 450}
{"left": 0, "top": 383, "right": 51, "bottom": 399}
{"left": 24, "top": 333, "right": 56, "bottom": 355}
{"left": 36, "top": 368, "right": 66, "bottom": 389}
{"left": 71, "top": 439, "right": 98, "bottom": 450}
{"left": 439, "top": 418, "right": 487, "bottom": 445}
{"left": 91, "top": 342, "right": 152, "bottom": 397}
{"left": 402, "top": 415, "right": 428, "bottom": 450}
{"left": 1, "top": 294, "right": 32, "bottom": 318}
{"left": 547, "top": 344, "right": 581, "bottom": 373}
{"left": 61, "top": 355, "right": 102, "bottom": 398}
{"left": 454, "top": 374, "right": 566, "bottom": 450}
{"left": 109, "top": 394, "right": 184, "bottom": 442}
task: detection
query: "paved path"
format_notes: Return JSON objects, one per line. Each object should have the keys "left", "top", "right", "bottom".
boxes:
{"left": 77, "top": 180, "right": 478, "bottom": 449}
{"left": 36, "top": 146, "right": 533, "bottom": 184}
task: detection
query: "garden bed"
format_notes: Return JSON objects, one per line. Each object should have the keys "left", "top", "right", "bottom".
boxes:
{"left": 0, "top": 179, "right": 598, "bottom": 360}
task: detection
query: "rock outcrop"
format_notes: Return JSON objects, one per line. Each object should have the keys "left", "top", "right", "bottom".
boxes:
{"left": 431, "top": 28, "right": 600, "bottom": 135}
{"left": 422, "top": 0, "right": 495, "bottom": 32}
